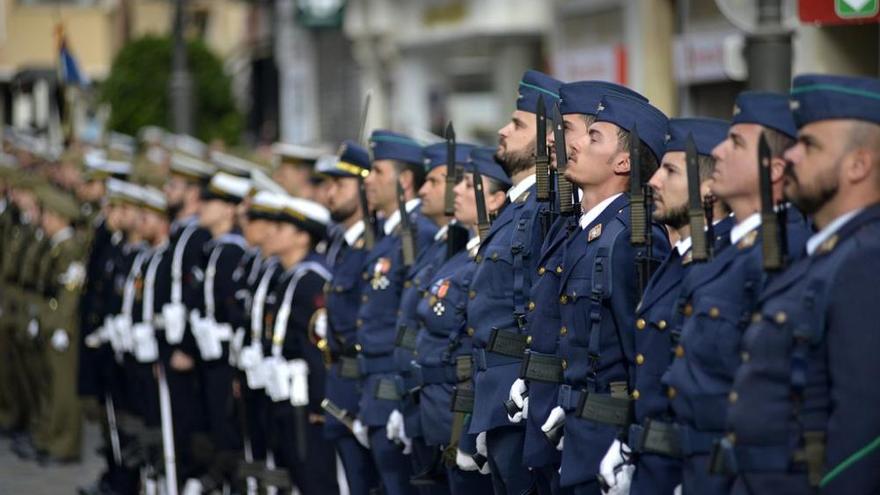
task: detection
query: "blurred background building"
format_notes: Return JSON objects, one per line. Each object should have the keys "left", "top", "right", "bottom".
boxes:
{"left": 0, "top": 0, "right": 878, "bottom": 148}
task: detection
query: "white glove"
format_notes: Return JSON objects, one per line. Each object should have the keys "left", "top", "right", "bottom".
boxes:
{"left": 289, "top": 359, "right": 309, "bottom": 407}
{"left": 313, "top": 310, "right": 327, "bottom": 340}
{"left": 162, "top": 302, "right": 186, "bottom": 344}
{"left": 27, "top": 319, "right": 39, "bottom": 339}
{"left": 456, "top": 449, "right": 479, "bottom": 472}
{"left": 182, "top": 478, "right": 203, "bottom": 495}
{"left": 385, "top": 410, "right": 412, "bottom": 454}
{"left": 50, "top": 329, "right": 69, "bottom": 351}
{"left": 599, "top": 439, "right": 634, "bottom": 495}
{"left": 508, "top": 378, "right": 529, "bottom": 423}
{"left": 353, "top": 419, "right": 370, "bottom": 449}
{"left": 541, "top": 406, "right": 566, "bottom": 451}
{"left": 673, "top": 484, "right": 682, "bottom": 495}
{"left": 476, "top": 431, "right": 487, "bottom": 458}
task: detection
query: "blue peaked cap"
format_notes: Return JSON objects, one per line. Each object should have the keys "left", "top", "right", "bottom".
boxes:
{"left": 369, "top": 130, "right": 423, "bottom": 165}
{"left": 664, "top": 118, "right": 730, "bottom": 156}
{"left": 560, "top": 81, "right": 647, "bottom": 116}
{"left": 594, "top": 93, "right": 669, "bottom": 163}
{"left": 731, "top": 91, "right": 797, "bottom": 138}
{"left": 790, "top": 73, "right": 880, "bottom": 128}
{"left": 516, "top": 70, "right": 563, "bottom": 113}
{"left": 422, "top": 142, "right": 476, "bottom": 171}
{"left": 326, "top": 140, "right": 370, "bottom": 178}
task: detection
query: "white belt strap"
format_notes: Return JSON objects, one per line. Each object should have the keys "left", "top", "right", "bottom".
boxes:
{"left": 270, "top": 262, "right": 330, "bottom": 357}
{"left": 171, "top": 224, "right": 197, "bottom": 305}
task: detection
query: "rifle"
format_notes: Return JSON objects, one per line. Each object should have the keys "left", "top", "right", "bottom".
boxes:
{"left": 551, "top": 102, "right": 577, "bottom": 217}
{"left": 358, "top": 91, "right": 377, "bottom": 249}
{"left": 703, "top": 193, "right": 716, "bottom": 256}
{"left": 473, "top": 163, "right": 491, "bottom": 240}
{"left": 535, "top": 96, "right": 554, "bottom": 237}
{"left": 629, "top": 125, "right": 654, "bottom": 292}
{"left": 320, "top": 398, "right": 356, "bottom": 431}
{"left": 685, "top": 134, "right": 709, "bottom": 262}
{"left": 398, "top": 180, "right": 416, "bottom": 268}
{"left": 444, "top": 122, "right": 470, "bottom": 259}
{"left": 759, "top": 133, "right": 783, "bottom": 271}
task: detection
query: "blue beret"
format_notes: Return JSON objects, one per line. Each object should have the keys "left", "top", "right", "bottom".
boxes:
{"left": 369, "top": 130, "right": 423, "bottom": 165}
{"left": 664, "top": 118, "right": 730, "bottom": 157}
{"left": 466, "top": 146, "right": 512, "bottom": 188}
{"left": 790, "top": 74, "right": 880, "bottom": 128}
{"left": 423, "top": 142, "right": 476, "bottom": 172}
{"left": 595, "top": 93, "right": 669, "bottom": 162}
{"left": 516, "top": 70, "right": 563, "bottom": 113}
{"left": 731, "top": 91, "right": 796, "bottom": 138}
{"left": 326, "top": 140, "right": 370, "bottom": 178}
{"left": 560, "top": 81, "right": 647, "bottom": 116}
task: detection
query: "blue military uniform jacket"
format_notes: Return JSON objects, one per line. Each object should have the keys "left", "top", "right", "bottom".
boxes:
{"left": 468, "top": 181, "right": 547, "bottom": 435}
{"left": 726, "top": 204, "right": 880, "bottom": 494}
{"left": 323, "top": 222, "right": 369, "bottom": 438}
{"left": 556, "top": 193, "right": 669, "bottom": 487}
{"left": 356, "top": 203, "right": 438, "bottom": 427}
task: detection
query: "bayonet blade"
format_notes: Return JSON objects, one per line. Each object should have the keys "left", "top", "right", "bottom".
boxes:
{"left": 686, "top": 133, "right": 708, "bottom": 262}
{"left": 759, "top": 132, "right": 782, "bottom": 270}
{"left": 358, "top": 91, "right": 376, "bottom": 249}
{"left": 398, "top": 180, "right": 415, "bottom": 268}
{"left": 444, "top": 122, "right": 457, "bottom": 216}
{"left": 535, "top": 96, "right": 550, "bottom": 202}
{"left": 473, "top": 167, "right": 491, "bottom": 240}
{"left": 551, "top": 102, "right": 574, "bottom": 215}
{"left": 630, "top": 124, "right": 646, "bottom": 246}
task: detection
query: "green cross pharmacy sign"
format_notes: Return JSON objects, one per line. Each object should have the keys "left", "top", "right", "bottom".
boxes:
{"left": 836, "top": 0, "right": 879, "bottom": 18}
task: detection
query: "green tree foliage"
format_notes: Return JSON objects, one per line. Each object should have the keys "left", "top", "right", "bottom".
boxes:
{"left": 100, "top": 35, "right": 242, "bottom": 144}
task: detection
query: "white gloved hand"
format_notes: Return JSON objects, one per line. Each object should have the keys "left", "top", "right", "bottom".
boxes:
{"left": 182, "top": 478, "right": 203, "bottom": 495}
{"left": 27, "top": 319, "right": 39, "bottom": 339}
{"left": 51, "top": 329, "right": 70, "bottom": 351}
{"left": 673, "top": 485, "right": 682, "bottom": 495}
{"left": 313, "top": 310, "right": 327, "bottom": 340}
{"left": 508, "top": 378, "right": 529, "bottom": 423}
{"left": 353, "top": 419, "right": 370, "bottom": 449}
{"left": 456, "top": 449, "right": 478, "bottom": 472}
{"left": 385, "top": 409, "right": 413, "bottom": 453}
{"left": 476, "top": 431, "right": 487, "bottom": 457}
{"left": 289, "top": 359, "right": 309, "bottom": 407}
{"left": 541, "top": 406, "right": 566, "bottom": 451}
{"left": 599, "top": 439, "right": 634, "bottom": 495}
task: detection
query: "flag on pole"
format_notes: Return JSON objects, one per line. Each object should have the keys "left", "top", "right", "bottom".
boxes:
{"left": 56, "top": 23, "right": 89, "bottom": 87}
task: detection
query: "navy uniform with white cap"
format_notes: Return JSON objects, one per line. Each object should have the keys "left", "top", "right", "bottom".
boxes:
{"left": 542, "top": 93, "right": 670, "bottom": 492}
{"left": 317, "top": 141, "right": 382, "bottom": 495}
{"left": 467, "top": 70, "right": 561, "bottom": 494}
{"left": 259, "top": 195, "right": 338, "bottom": 495}
{"left": 622, "top": 118, "right": 728, "bottom": 495}
{"left": 722, "top": 74, "right": 880, "bottom": 495}
{"left": 355, "top": 130, "right": 437, "bottom": 495}
{"left": 271, "top": 142, "right": 327, "bottom": 199}
{"left": 661, "top": 92, "right": 812, "bottom": 495}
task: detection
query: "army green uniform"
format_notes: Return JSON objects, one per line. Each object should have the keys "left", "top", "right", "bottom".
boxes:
{"left": 36, "top": 190, "right": 86, "bottom": 460}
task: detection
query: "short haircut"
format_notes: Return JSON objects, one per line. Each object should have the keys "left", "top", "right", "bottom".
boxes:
{"left": 392, "top": 160, "right": 427, "bottom": 192}
{"left": 616, "top": 128, "right": 660, "bottom": 179}
{"left": 763, "top": 127, "right": 796, "bottom": 159}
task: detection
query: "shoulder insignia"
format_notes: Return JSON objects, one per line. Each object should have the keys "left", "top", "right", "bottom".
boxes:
{"left": 738, "top": 230, "right": 758, "bottom": 249}
{"left": 58, "top": 261, "right": 86, "bottom": 291}
{"left": 587, "top": 224, "right": 603, "bottom": 243}
{"left": 817, "top": 234, "right": 839, "bottom": 254}
{"left": 516, "top": 191, "right": 530, "bottom": 203}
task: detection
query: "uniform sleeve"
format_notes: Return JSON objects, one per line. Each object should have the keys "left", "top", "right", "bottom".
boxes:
{"left": 822, "top": 245, "right": 880, "bottom": 494}
{"left": 45, "top": 245, "right": 86, "bottom": 338}
{"left": 215, "top": 245, "right": 247, "bottom": 329}
{"left": 283, "top": 271, "right": 327, "bottom": 359}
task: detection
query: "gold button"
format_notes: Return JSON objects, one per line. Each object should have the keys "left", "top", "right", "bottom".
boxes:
{"left": 361, "top": 295, "right": 368, "bottom": 303}
{"left": 658, "top": 320, "right": 667, "bottom": 330}
{"left": 491, "top": 252, "right": 499, "bottom": 260}
{"left": 682, "top": 304, "right": 693, "bottom": 316}
{"left": 729, "top": 391, "right": 738, "bottom": 403}
{"left": 526, "top": 336, "right": 532, "bottom": 345}
{"left": 727, "top": 433, "right": 736, "bottom": 444}
{"left": 667, "top": 387, "right": 677, "bottom": 399}
{"left": 675, "top": 345, "right": 685, "bottom": 358}
{"left": 774, "top": 312, "right": 787, "bottom": 324}
{"left": 752, "top": 312, "right": 762, "bottom": 323}
{"left": 741, "top": 351, "right": 750, "bottom": 363}
{"left": 468, "top": 290, "right": 476, "bottom": 299}
{"left": 404, "top": 281, "right": 412, "bottom": 288}
{"left": 49, "top": 298, "right": 58, "bottom": 311}
{"left": 355, "top": 344, "right": 362, "bottom": 352}
{"left": 356, "top": 319, "right": 363, "bottom": 327}
{"left": 561, "top": 359, "right": 567, "bottom": 370}
{"left": 631, "top": 389, "right": 640, "bottom": 400}
{"left": 362, "top": 273, "right": 369, "bottom": 280}
{"left": 335, "top": 286, "right": 343, "bottom": 293}
{"left": 538, "top": 267, "right": 546, "bottom": 276}
{"left": 635, "top": 354, "right": 645, "bottom": 365}
{"left": 560, "top": 326, "right": 568, "bottom": 336}
{"left": 636, "top": 318, "right": 646, "bottom": 330}
{"left": 528, "top": 301, "right": 536, "bottom": 311}
{"left": 413, "top": 351, "right": 418, "bottom": 357}
{"left": 475, "top": 255, "right": 483, "bottom": 263}
{"left": 467, "top": 327, "right": 475, "bottom": 336}
{"left": 556, "top": 265, "right": 563, "bottom": 274}
{"left": 709, "top": 307, "right": 720, "bottom": 319}
{"left": 559, "top": 295, "right": 568, "bottom": 304}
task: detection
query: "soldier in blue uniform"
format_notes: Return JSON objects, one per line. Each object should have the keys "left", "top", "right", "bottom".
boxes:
{"left": 610, "top": 118, "right": 728, "bottom": 495}
{"left": 723, "top": 74, "right": 880, "bottom": 494}
{"left": 158, "top": 152, "right": 215, "bottom": 480}
{"left": 184, "top": 173, "right": 251, "bottom": 494}
{"left": 317, "top": 141, "right": 381, "bottom": 495}
{"left": 539, "top": 93, "right": 671, "bottom": 494}
{"left": 259, "top": 195, "right": 337, "bottom": 495}
{"left": 661, "top": 92, "right": 812, "bottom": 495}
{"left": 467, "top": 69, "right": 561, "bottom": 494}
{"left": 355, "top": 130, "right": 438, "bottom": 495}
{"left": 415, "top": 146, "right": 508, "bottom": 494}
{"left": 386, "top": 140, "right": 474, "bottom": 494}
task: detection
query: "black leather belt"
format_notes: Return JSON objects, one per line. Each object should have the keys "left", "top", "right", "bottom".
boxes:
{"left": 450, "top": 387, "right": 474, "bottom": 413}
{"left": 487, "top": 328, "right": 528, "bottom": 358}
{"left": 519, "top": 350, "right": 563, "bottom": 383}
{"left": 337, "top": 356, "right": 360, "bottom": 379}
{"left": 576, "top": 392, "right": 634, "bottom": 427}
{"left": 395, "top": 325, "right": 418, "bottom": 352}
{"left": 375, "top": 378, "right": 402, "bottom": 401}
{"left": 629, "top": 420, "right": 682, "bottom": 458}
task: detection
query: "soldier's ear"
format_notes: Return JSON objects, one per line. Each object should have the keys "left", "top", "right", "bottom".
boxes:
{"left": 613, "top": 151, "right": 631, "bottom": 176}
{"left": 846, "top": 145, "right": 876, "bottom": 185}
{"left": 769, "top": 156, "right": 786, "bottom": 183}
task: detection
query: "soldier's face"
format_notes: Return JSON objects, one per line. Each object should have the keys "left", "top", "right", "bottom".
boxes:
{"left": 120, "top": 203, "right": 140, "bottom": 231}
{"left": 139, "top": 210, "right": 166, "bottom": 242}
{"left": 314, "top": 180, "right": 332, "bottom": 209}
{"left": 567, "top": 121, "right": 626, "bottom": 187}
{"left": 243, "top": 218, "right": 272, "bottom": 247}
{"left": 327, "top": 177, "right": 360, "bottom": 223}
{"left": 419, "top": 166, "right": 447, "bottom": 218}
{"left": 364, "top": 160, "right": 397, "bottom": 212}
{"left": 163, "top": 176, "right": 188, "bottom": 210}
{"left": 452, "top": 173, "right": 478, "bottom": 226}
{"left": 651, "top": 151, "right": 689, "bottom": 229}
{"left": 497, "top": 110, "right": 537, "bottom": 177}
{"left": 783, "top": 120, "right": 851, "bottom": 216}
{"left": 710, "top": 123, "right": 761, "bottom": 202}
{"left": 199, "top": 199, "right": 233, "bottom": 230}
{"left": 77, "top": 180, "right": 105, "bottom": 203}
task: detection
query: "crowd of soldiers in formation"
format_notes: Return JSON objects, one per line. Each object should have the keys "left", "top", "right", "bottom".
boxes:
{"left": 0, "top": 69, "right": 879, "bottom": 495}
